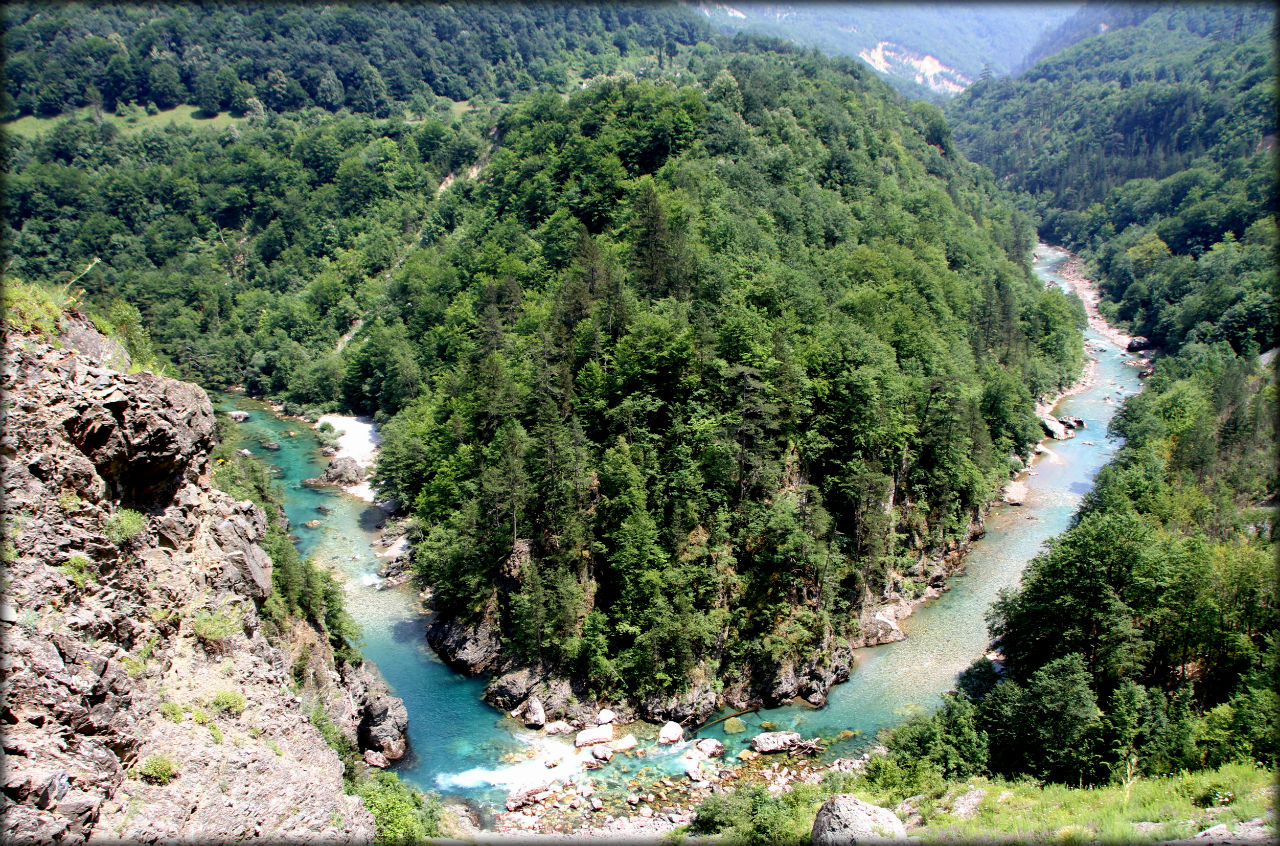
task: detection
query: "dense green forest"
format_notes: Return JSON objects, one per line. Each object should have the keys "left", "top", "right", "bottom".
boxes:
{"left": 7, "top": 0, "right": 1273, "bottom": 817}
{"left": 371, "top": 40, "right": 1085, "bottom": 704}
{"left": 872, "top": 0, "right": 1280, "bottom": 795}
{"left": 4, "top": 3, "right": 1086, "bottom": 705}
{"left": 878, "top": 340, "right": 1276, "bottom": 787}
{"left": 949, "top": 5, "right": 1277, "bottom": 353}
{"left": 1, "top": 1, "right": 709, "bottom": 119}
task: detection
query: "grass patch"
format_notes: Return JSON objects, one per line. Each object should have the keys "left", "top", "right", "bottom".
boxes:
{"left": 893, "top": 763, "right": 1273, "bottom": 843}
{"left": 159, "top": 702, "right": 183, "bottom": 723}
{"left": 104, "top": 509, "right": 146, "bottom": 546}
{"left": 2, "top": 104, "right": 246, "bottom": 140}
{"left": 208, "top": 723, "right": 224, "bottom": 744}
{"left": 58, "top": 490, "right": 82, "bottom": 513}
{"left": 58, "top": 554, "right": 97, "bottom": 589}
{"left": 209, "top": 690, "right": 247, "bottom": 717}
{"left": 2, "top": 280, "right": 66, "bottom": 337}
{"left": 192, "top": 606, "right": 241, "bottom": 646}
{"left": 690, "top": 762, "right": 1274, "bottom": 845}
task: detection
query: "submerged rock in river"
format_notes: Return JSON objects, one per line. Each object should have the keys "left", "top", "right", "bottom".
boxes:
{"left": 751, "top": 731, "right": 801, "bottom": 753}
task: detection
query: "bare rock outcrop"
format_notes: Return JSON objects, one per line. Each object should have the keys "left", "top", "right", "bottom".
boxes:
{"left": 811, "top": 795, "right": 907, "bottom": 843}
{"left": 0, "top": 320, "right": 390, "bottom": 843}
{"left": 303, "top": 456, "right": 365, "bottom": 488}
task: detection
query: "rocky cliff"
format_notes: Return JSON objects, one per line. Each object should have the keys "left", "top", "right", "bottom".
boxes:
{"left": 0, "top": 317, "right": 405, "bottom": 843}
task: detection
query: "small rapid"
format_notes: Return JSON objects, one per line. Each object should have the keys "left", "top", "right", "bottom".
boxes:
{"left": 216, "top": 243, "right": 1143, "bottom": 816}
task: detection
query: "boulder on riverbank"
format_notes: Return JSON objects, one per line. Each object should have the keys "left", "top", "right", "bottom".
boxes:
{"left": 521, "top": 696, "right": 546, "bottom": 728}
{"left": 811, "top": 795, "right": 907, "bottom": 844}
{"left": 575, "top": 724, "right": 614, "bottom": 747}
{"left": 658, "top": 721, "right": 684, "bottom": 744}
{"left": 228, "top": 410, "right": 250, "bottom": 422}
{"left": 1039, "top": 415, "right": 1071, "bottom": 440}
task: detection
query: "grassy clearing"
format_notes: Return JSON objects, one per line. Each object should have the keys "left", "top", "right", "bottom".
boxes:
{"left": 692, "top": 761, "right": 1274, "bottom": 845}
{"left": 900, "top": 763, "right": 1274, "bottom": 843}
{"left": 3, "top": 104, "right": 245, "bottom": 139}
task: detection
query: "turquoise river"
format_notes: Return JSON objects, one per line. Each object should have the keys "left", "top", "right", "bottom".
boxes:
{"left": 215, "top": 244, "right": 1144, "bottom": 818}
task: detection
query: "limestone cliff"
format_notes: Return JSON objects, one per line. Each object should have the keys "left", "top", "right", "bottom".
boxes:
{"left": 0, "top": 317, "right": 403, "bottom": 843}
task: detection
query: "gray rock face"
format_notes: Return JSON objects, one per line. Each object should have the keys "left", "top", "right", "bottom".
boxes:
{"left": 0, "top": 324, "right": 378, "bottom": 843}
{"left": 427, "top": 602, "right": 503, "bottom": 675}
{"left": 303, "top": 456, "right": 365, "bottom": 488}
{"left": 811, "top": 795, "right": 907, "bottom": 844}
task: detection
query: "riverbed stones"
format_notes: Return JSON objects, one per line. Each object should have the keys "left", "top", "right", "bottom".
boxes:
{"left": 751, "top": 731, "right": 801, "bottom": 753}
{"left": 1003, "top": 480, "right": 1028, "bottom": 506}
{"left": 723, "top": 716, "right": 747, "bottom": 734}
{"left": 592, "top": 746, "right": 613, "bottom": 762}
{"left": 696, "top": 738, "right": 725, "bottom": 758}
{"left": 544, "top": 720, "right": 573, "bottom": 735}
{"left": 574, "top": 724, "right": 614, "bottom": 747}
{"left": 658, "top": 721, "right": 683, "bottom": 744}
{"left": 506, "top": 781, "right": 554, "bottom": 812}
{"left": 611, "top": 734, "right": 637, "bottom": 752}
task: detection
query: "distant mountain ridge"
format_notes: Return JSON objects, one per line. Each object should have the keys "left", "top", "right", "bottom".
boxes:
{"left": 690, "top": 2, "right": 1079, "bottom": 98}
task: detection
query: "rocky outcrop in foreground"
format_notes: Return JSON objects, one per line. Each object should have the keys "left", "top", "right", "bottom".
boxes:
{"left": 811, "top": 795, "right": 907, "bottom": 843}
{"left": 0, "top": 319, "right": 402, "bottom": 843}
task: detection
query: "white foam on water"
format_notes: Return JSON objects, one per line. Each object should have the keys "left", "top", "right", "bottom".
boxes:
{"left": 435, "top": 732, "right": 583, "bottom": 791}
{"left": 359, "top": 572, "right": 383, "bottom": 587}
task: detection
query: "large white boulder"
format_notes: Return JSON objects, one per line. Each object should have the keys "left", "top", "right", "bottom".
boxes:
{"left": 522, "top": 696, "right": 546, "bottom": 728}
{"left": 751, "top": 731, "right": 801, "bottom": 753}
{"left": 596, "top": 708, "right": 616, "bottom": 725}
{"left": 658, "top": 721, "right": 684, "bottom": 744}
{"left": 811, "top": 794, "right": 907, "bottom": 843}
{"left": 575, "top": 724, "right": 615, "bottom": 747}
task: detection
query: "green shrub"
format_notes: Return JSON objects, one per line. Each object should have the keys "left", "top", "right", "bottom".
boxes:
{"left": 190, "top": 707, "right": 208, "bottom": 725}
{"left": 209, "top": 690, "right": 247, "bottom": 717}
{"left": 159, "top": 702, "right": 183, "bottom": 723}
{"left": 139, "top": 754, "right": 177, "bottom": 785}
{"left": 58, "top": 554, "right": 96, "bottom": 589}
{"left": 208, "top": 724, "right": 224, "bottom": 744}
{"left": 192, "top": 607, "right": 241, "bottom": 645}
{"left": 355, "top": 771, "right": 443, "bottom": 843}
{"left": 104, "top": 509, "right": 146, "bottom": 546}
{"left": 58, "top": 490, "right": 82, "bottom": 513}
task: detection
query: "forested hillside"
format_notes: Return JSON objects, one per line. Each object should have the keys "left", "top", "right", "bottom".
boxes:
{"left": 948, "top": 4, "right": 1277, "bottom": 355}
{"left": 876, "top": 0, "right": 1280, "bottom": 798}
{"left": 4, "top": 5, "right": 1085, "bottom": 710}
{"left": 366, "top": 36, "right": 1084, "bottom": 712}
{"left": 2, "top": 2, "right": 709, "bottom": 119}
